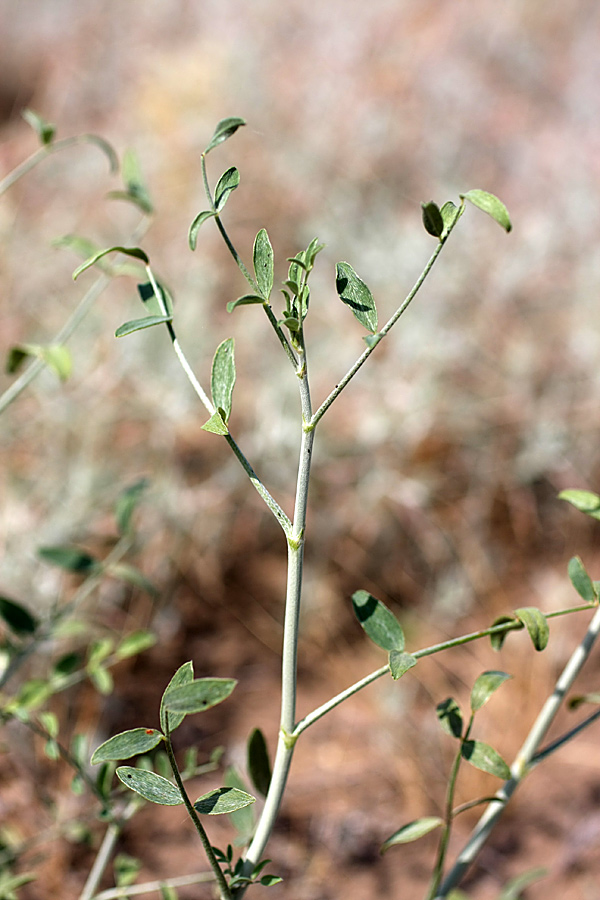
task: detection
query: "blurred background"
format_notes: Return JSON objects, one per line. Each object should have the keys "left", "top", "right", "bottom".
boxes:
{"left": 2, "top": 1, "right": 600, "bottom": 898}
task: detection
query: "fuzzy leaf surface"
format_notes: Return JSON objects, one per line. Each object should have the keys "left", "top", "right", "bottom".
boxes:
{"left": 335, "top": 262, "right": 378, "bottom": 332}
{"left": 204, "top": 117, "right": 246, "bottom": 154}
{"left": 115, "top": 315, "right": 172, "bottom": 338}
{"left": 461, "top": 190, "right": 512, "bottom": 232}
{"left": 227, "top": 294, "right": 265, "bottom": 312}
{"left": 73, "top": 246, "right": 148, "bottom": 280}
{"left": 194, "top": 786, "right": 256, "bottom": 815}
{"left": 202, "top": 410, "right": 229, "bottom": 435}
{"left": 189, "top": 210, "right": 217, "bottom": 250}
{"left": 211, "top": 338, "right": 236, "bottom": 423}
{"left": 253, "top": 229, "right": 274, "bottom": 299}
{"left": 91, "top": 728, "right": 163, "bottom": 764}
{"left": 381, "top": 817, "right": 443, "bottom": 852}
{"left": 160, "top": 661, "right": 194, "bottom": 734}
{"left": 163, "top": 677, "right": 237, "bottom": 716}
{"left": 215, "top": 166, "right": 240, "bottom": 212}
{"left": 514, "top": 607, "right": 549, "bottom": 651}
{"left": 568, "top": 556, "right": 598, "bottom": 603}
{"left": 351, "top": 590, "right": 404, "bottom": 651}
{"left": 389, "top": 651, "right": 417, "bottom": 681}
{"left": 461, "top": 740, "right": 511, "bottom": 779}
{"left": 117, "top": 767, "right": 183, "bottom": 805}
{"left": 470, "top": 671, "right": 512, "bottom": 712}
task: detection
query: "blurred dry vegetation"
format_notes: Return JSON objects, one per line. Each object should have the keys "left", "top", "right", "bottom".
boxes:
{"left": 2, "top": 2, "right": 600, "bottom": 899}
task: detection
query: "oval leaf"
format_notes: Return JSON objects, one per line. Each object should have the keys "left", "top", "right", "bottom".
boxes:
{"left": 461, "top": 740, "right": 511, "bottom": 779}
{"left": 335, "top": 262, "right": 378, "bottom": 332}
{"left": 164, "top": 677, "right": 237, "bottom": 716}
{"left": 211, "top": 338, "right": 236, "bottom": 423}
{"left": 194, "top": 786, "right": 255, "bottom": 816}
{"left": 189, "top": 210, "right": 217, "bottom": 251}
{"left": 436, "top": 697, "right": 463, "bottom": 739}
{"left": 489, "top": 615, "right": 516, "bottom": 651}
{"left": 351, "top": 590, "right": 404, "bottom": 651}
{"left": 115, "top": 315, "right": 172, "bottom": 338}
{"left": 440, "top": 200, "right": 461, "bottom": 235}
{"left": 117, "top": 767, "right": 183, "bottom": 805}
{"left": 389, "top": 650, "right": 417, "bottom": 681}
{"left": 137, "top": 281, "right": 173, "bottom": 317}
{"left": 204, "top": 117, "right": 246, "bottom": 155}
{"left": 73, "top": 246, "right": 149, "bottom": 280}
{"left": 38, "top": 545, "right": 97, "bottom": 574}
{"left": 227, "top": 294, "right": 265, "bottom": 313}
{"left": 247, "top": 728, "right": 272, "bottom": 798}
{"left": 470, "top": 671, "right": 512, "bottom": 712}
{"left": 559, "top": 489, "right": 600, "bottom": 521}
{"left": 160, "top": 661, "right": 194, "bottom": 734}
{"left": 0, "top": 595, "right": 38, "bottom": 635}
{"left": 421, "top": 201, "right": 444, "bottom": 238}
{"left": 253, "top": 229, "right": 274, "bottom": 300}
{"left": 215, "top": 166, "right": 240, "bottom": 212}
{"left": 381, "top": 817, "right": 444, "bottom": 852}
{"left": 116, "top": 629, "right": 156, "bottom": 660}
{"left": 91, "top": 728, "right": 163, "bottom": 764}
{"left": 514, "top": 607, "right": 549, "bottom": 651}
{"left": 568, "top": 556, "right": 598, "bottom": 604}
{"left": 461, "top": 190, "right": 512, "bottom": 233}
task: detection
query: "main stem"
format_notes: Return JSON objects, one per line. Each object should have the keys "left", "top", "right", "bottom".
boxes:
{"left": 234, "top": 340, "right": 314, "bottom": 894}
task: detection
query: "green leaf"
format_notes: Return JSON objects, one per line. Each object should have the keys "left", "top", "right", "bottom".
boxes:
{"left": 160, "top": 883, "right": 179, "bottom": 900}
{"left": 202, "top": 410, "right": 229, "bottom": 435}
{"left": 421, "top": 201, "right": 444, "bottom": 238}
{"left": 73, "top": 246, "right": 149, "bottom": 280}
{"left": 92, "top": 728, "right": 163, "bottom": 764}
{"left": 115, "top": 478, "right": 149, "bottom": 535}
{"left": 363, "top": 333, "right": 381, "bottom": 349}
{"left": 189, "top": 210, "right": 217, "bottom": 250}
{"left": 568, "top": 691, "right": 600, "bottom": 710}
{"left": 568, "top": 556, "right": 598, "bottom": 604}
{"left": 22, "top": 108, "right": 56, "bottom": 144}
{"left": 260, "top": 874, "right": 283, "bottom": 887}
{"left": 6, "top": 344, "right": 72, "bottom": 381}
{"left": 0, "top": 595, "right": 38, "bottom": 635}
{"left": 558, "top": 488, "right": 600, "bottom": 521}
{"left": 514, "top": 607, "right": 549, "bottom": 651}
{"left": 335, "top": 262, "right": 378, "bottom": 332}
{"left": 116, "top": 629, "right": 156, "bottom": 660}
{"left": 470, "top": 671, "right": 512, "bottom": 712}
{"left": 214, "top": 166, "right": 240, "bottom": 212}
{"left": 163, "top": 677, "right": 237, "bottom": 716}
{"left": 194, "top": 786, "right": 256, "bottom": 816}
{"left": 137, "top": 281, "right": 174, "bottom": 317}
{"left": 440, "top": 201, "right": 461, "bottom": 235}
{"left": 204, "top": 117, "right": 246, "bottom": 154}
{"left": 253, "top": 229, "right": 274, "bottom": 300}
{"left": 117, "top": 767, "right": 183, "bottom": 805}
{"left": 489, "top": 615, "right": 516, "bottom": 651}
{"left": 107, "top": 562, "right": 158, "bottom": 597}
{"left": 381, "top": 817, "right": 444, "bottom": 852}
{"left": 38, "top": 546, "right": 97, "bottom": 574}
{"left": 436, "top": 697, "right": 463, "bottom": 739}
{"left": 497, "top": 867, "right": 547, "bottom": 900}
{"left": 351, "top": 590, "right": 404, "bottom": 651}
{"left": 461, "top": 739, "right": 511, "bottom": 779}
{"left": 211, "top": 338, "right": 236, "bottom": 423}
{"left": 389, "top": 651, "right": 417, "bottom": 681}
{"left": 461, "top": 190, "right": 512, "bottom": 233}
{"left": 227, "top": 294, "right": 265, "bottom": 313}
{"left": 38, "top": 711, "right": 59, "bottom": 739}
{"left": 247, "top": 728, "right": 271, "bottom": 797}
{"left": 88, "top": 666, "right": 113, "bottom": 695}
{"left": 160, "top": 661, "right": 194, "bottom": 734}
{"left": 115, "top": 315, "right": 172, "bottom": 338}
{"left": 224, "top": 766, "right": 256, "bottom": 843}
{"left": 114, "top": 852, "right": 142, "bottom": 888}
{"left": 107, "top": 148, "right": 153, "bottom": 214}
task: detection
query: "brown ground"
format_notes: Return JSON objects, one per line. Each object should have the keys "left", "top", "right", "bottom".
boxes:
{"left": 2, "top": 3, "right": 600, "bottom": 899}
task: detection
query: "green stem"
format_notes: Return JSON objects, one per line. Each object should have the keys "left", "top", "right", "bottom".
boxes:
{"left": 294, "top": 603, "right": 594, "bottom": 737}
{"left": 434, "top": 602, "right": 600, "bottom": 898}
{"left": 164, "top": 725, "right": 232, "bottom": 900}
{"left": 309, "top": 206, "right": 464, "bottom": 429}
